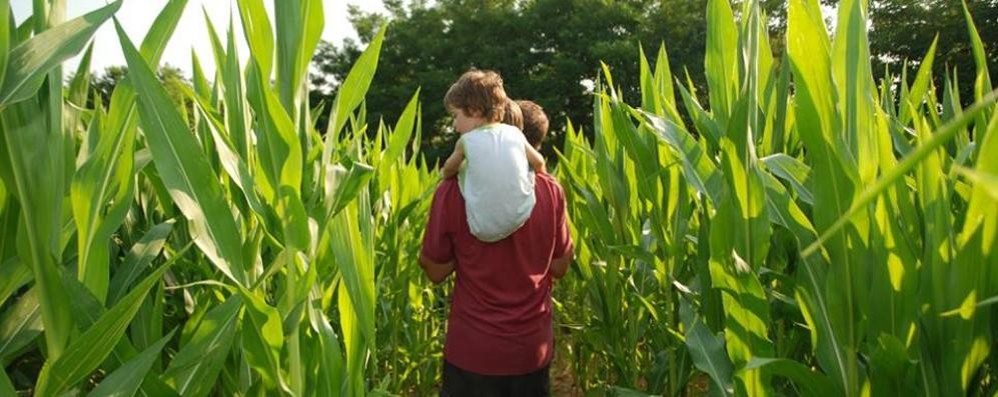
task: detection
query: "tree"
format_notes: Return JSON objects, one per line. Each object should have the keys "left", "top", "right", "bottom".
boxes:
{"left": 90, "top": 65, "right": 129, "bottom": 106}
{"left": 879, "top": 0, "right": 996, "bottom": 102}
{"left": 310, "top": 0, "right": 997, "bottom": 166}
{"left": 824, "top": 0, "right": 997, "bottom": 106}
{"left": 310, "top": 0, "right": 721, "bottom": 164}
{"left": 86, "top": 64, "right": 193, "bottom": 121}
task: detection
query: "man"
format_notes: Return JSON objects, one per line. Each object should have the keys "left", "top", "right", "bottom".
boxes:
{"left": 421, "top": 98, "right": 573, "bottom": 397}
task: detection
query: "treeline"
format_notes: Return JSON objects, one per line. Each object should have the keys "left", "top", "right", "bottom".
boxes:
{"left": 309, "top": 0, "right": 996, "bottom": 163}
{"left": 87, "top": 0, "right": 997, "bottom": 164}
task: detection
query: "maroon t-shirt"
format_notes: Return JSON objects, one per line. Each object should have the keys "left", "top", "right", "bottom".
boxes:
{"left": 421, "top": 173, "right": 573, "bottom": 376}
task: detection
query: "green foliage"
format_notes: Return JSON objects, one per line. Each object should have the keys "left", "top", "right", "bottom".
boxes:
{"left": 1, "top": 0, "right": 997, "bottom": 396}
{"left": 552, "top": 0, "right": 998, "bottom": 395}
{"left": 87, "top": 65, "right": 192, "bottom": 113}
{"left": 832, "top": 0, "right": 998, "bottom": 107}
{"left": 0, "top": 0, "right": 430, "bottom": 394}
{"left": 311, "top": 0, "right": 735, "bottom": 164}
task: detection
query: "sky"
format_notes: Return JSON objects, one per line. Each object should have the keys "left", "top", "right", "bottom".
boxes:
{"left": 10, "top": 0, "right": 386, "bottom": 77}
{"left": 11, "top": 1, "right": 842, "bottom": 80}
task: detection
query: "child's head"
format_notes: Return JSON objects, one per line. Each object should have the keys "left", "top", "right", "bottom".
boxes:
{"left": 444, "top": 69, "right": 508, "bottom": 133}
{"left": 502, "top": 98, "right": 524, "bottom": 130}
{"left": 516, "top": 100, "right": 549, "bottom": 149}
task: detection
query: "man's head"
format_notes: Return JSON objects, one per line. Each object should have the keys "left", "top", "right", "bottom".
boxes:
{"left": 444, "top": 69, "right": 508, "bottom": 133}
{"left": 516, "top": 100, "right": 549, "bottom": 149}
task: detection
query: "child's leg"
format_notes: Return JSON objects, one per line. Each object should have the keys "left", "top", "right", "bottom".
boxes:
{"left": 441, "top": 140, "right": 465, "bottom": 179}
{"left": 525, "top": 143, "right": 546, "bottom": 173}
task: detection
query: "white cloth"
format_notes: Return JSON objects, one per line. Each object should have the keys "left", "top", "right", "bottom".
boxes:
{"left": 458, "top": 123, "right": 536, "bottom": 242}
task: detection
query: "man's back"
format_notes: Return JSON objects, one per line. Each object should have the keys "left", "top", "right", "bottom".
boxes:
{"left": 459, "top": 123, "right": 536, "bottom": 242}
{"left": 422, "top": 173, "right": 572, "bottom": 376}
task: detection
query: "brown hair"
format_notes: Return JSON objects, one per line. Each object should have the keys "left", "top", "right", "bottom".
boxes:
{"left": 444, "top": 69, "right": 508, "bottom": 123}
{"left": 516, "top": 100, "right": 549, "bottom": 148}
{"left": 503, "top": 98, "right": 524, "bottom": 130}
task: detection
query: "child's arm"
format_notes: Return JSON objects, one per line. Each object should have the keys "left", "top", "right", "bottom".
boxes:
{"left": 441, "top": 141, "right": 465, "bottom": 179}
{"left": 526, "top": 144, "right": 546, "bottom": 174}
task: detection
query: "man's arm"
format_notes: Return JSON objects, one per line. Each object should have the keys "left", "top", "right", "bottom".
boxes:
{"left": 419, "top": 254, "right": 455, "bottom": 284}
{"left": 441, "top": 142, "right": 464, "bottom": 179}
{"left": 549, "top": 177, "right": 573, "bottom": 279}
{"left": 550, "top": 246, "right": 574, "bottom": 279}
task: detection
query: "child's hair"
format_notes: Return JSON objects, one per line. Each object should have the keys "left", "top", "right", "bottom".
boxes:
{"left": 444, "top": 69, "right": 508, "bottom": 123}
{"left": 516, "top": 100, "right": 549, "bottom": 148}
{"left": 503, "top": 98, "right": 524, "bottom": 130}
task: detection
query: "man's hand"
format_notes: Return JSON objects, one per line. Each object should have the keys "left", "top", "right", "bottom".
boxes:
{"left": 420, "top": 254, "right": 455, "bottom": 284}
{"left": 550, "top": 246, "right": 574, "bottom": 279}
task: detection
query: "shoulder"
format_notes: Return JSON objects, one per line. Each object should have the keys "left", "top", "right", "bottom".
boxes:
{"left": 498, "top": 123, "right": 526, "bottom": 138}
{"left": 498, "top": 123, "right": 521, "bottom": 132}
{"left": 429, "top": 178, "right": 463, "bottom": 220}
{"left": 535, "top": 173, "right": 566, "bottom": 198}
{"left": 461, "top": 129, "right": 488, "bottom": 147}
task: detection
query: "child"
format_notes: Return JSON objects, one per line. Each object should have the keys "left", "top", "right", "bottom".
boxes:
{"left": 440, "top": 69, "right": 545, "bottom": 242}
{"left": 420, "top": 90, "right": 572, "bottom": 397}
{"left": 502, "top": 97, "right": 525, "bottom": 131}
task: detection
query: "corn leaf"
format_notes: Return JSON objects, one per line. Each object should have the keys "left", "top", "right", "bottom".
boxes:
{"left": 0, "top": 0, "right": 120, "bottom": 107}
{"left": 383, "top": 89, "right": 420, "bottom": 169}
{"left": 235, "top": 0, "right": 274, "bottom": 77}
{"left": 115, "top": 20, "right": 247, "bottom": 286}
{"left": 34, "top": 259, "right": 173, "bottom": 396}
{"left": 682, "top": 299, "right": 733, "bottom": 397}
{"left": 786, "top": 0, "right": 857, "bottom": 391}
{"left": 87, "top": 329, "right": 176, "bottom": 397}
{"left": 0, "top": 100, "right": 73, "bottom": 359}
{"left": 274, "top": 0, "right": 323, "bottom": 112}
{"left": 307, "top": 300, "right": 345, "bottom": 395}
{"left": 0, "top": 287, "right": 41, "bottom": 361}
{"left": 743, "top": 358, "right": 835, "bottom": 397}
{"left": 959, "top": 113, "right": 998, "bottom": 251}
{"left": 0, "top": 258, "right": 31, "bottom": 308}
{"left": 107, "top": 220, "right": 175, "bottom": 304}
{"left": 238, "top": 287, "right": 286, "bottom": 390}
{"left": 642, "top": 112, "right": 723, "bottom": 204}
{"left": 323, "top": 25, "right": 385, "bottom": 164}
{"left": 0, "top": 0, "right": 9, "bottom": 90}
{"left": 163, "top": 296, "right": 241, "bottom": 397}
{"left": 60, "top": 272, "right": 179, "bottom": 397}
{"left": 962, "top": 0, "right": 992, "bottom": 95}
{"left": 761, "top": 154, "right": 813, "bottom": 204}
{"left": 0, "top": 368, "right": 13, "bottom": 397}
{"left": 803, "top": 90, "right": 998, "bottom": 257}
{"left": 72, "top": 0, "right": 188, "bottom": 302}
{"left": 705, "top": 0, "right": 738, "bottom": 124}
{"left": 900, "top": 36, "right": 938, "bottom": 126}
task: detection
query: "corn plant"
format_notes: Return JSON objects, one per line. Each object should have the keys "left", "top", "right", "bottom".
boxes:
{"left": 556, "top": 0, "right": 997, "bottom": 395}
{"left": 0, "top": 0, "right": 444, "bottom": 395}
{"left": 3, "top": 0, "right": 997, "bottom": 395}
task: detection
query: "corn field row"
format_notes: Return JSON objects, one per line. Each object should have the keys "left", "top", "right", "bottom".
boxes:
{"left": 0, "top": 0, "right": 995, "bottom": 395}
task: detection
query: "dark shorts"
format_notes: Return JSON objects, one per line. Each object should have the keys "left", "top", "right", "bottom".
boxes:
{"left": 440, "top": 360, "right": 550, "bottom": 397}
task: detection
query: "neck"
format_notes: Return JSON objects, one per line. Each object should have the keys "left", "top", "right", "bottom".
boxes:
{"left": 466, "top": 118, "right": 494, "bottom": 132}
